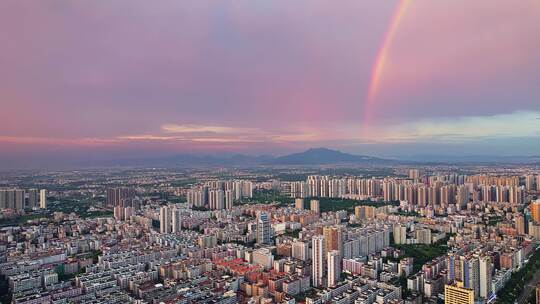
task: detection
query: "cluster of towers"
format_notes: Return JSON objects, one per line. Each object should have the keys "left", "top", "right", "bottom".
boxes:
{"left": 106, "top": 187, "right": 136, "bottom": 207}
{"left": 186, "top": 180, "right": 253, "bottom": 210}
{"left": 524, "top": 174, "right": 540, "bottom": 191}
{"left": 287, "top": 174, "right": 527, "bottom": 206}
{"left": 107, "top": 187, "right": 140, "bottom": 221}
{"left": 446, "top": 254, "right": 494, "bottom": 301}
{"left": 159, "top": 205, "right": 182, "bottom": 234}
{"left": 290, "top": 175, "right": 382, "bottom": 199}
{"left": 0, "top": 188, "right": 47, "bottom": 210}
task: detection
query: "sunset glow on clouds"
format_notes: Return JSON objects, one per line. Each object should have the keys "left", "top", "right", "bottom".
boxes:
{"left": 1, "top": 0, "right": 539, "bottom": 165}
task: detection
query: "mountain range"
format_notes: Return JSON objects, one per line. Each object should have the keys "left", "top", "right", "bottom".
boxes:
{"left": 6, "top": 148, "right": 539, "bottom": 169}
{"left": 100, "top": 148, "right": 393, "bottom": 167}
{"left": 85, "top": 148, "right": 540, "bottom": 167}
{"left": 266, "top": 148, "right": 390, "bottom": 165}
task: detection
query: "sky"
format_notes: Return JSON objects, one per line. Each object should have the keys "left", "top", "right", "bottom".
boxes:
{"left": 1, "top": 0, "right": 540, "bottom": 166}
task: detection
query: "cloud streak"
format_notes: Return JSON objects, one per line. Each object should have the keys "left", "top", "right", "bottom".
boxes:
{"left": 359, "top": 111, "right": 540, "bottom": 143}
{"left": 10, "top": 111, "right": 532, "bottom": 147}
{"left": 161, "top": 124, "right": 259, "bottom": 134}
{"left": 2, "top": 110, "right": 539, "bottom": 143}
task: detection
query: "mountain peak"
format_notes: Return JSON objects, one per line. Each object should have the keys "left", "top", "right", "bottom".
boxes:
{"left": 304, "top": 147, "right": 336, "bottom": 153}
{"left": 268, "top": 148, "right": 388, "bottom": 165}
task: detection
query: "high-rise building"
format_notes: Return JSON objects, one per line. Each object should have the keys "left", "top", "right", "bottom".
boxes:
{"left": 355, "top": 205, "right": 376, "bottom": 219}
{"left": 479, "top": 256, "right": 492, "bottom": 299}
{"left": 228, "top": 180, "right": 253, "bottom": 201}
{"left": 447, "top": 254, "right": 457, "bottom": 282}
{"left": 409, "top": 169, "right": 420, "bottom": 179}
{"left": 393, "top": 224, "right": 407, "bottom": 244}
{"left": 354, "top": 205, "right": 364, "bottom": 219}
{"left": 209, "top": 189, "right": 224, "bottom": 210}
{"left": 456, "top": 185, "right": 469, "bottom": 208}
{"left": 307, "top": 175, "right": 321, "bottom": 197}
{"left": 310, "top": 199, "right": 320, "bottom": 213}
{"left": 241, "top": 180, "right": 253, "bottom": 198}
{"left": 383, "top": 181, "right": 395, "bottom": 202}
{"left": 27, "top": 189, "right": 39, "bottom": 209}
{"left": 124, "top": 206, "right": 133, "bottom": 220}
{"left": 198, "top": 234, "right": 217, "bottom": 249}
{"left": 295, "top": 198, "right": 304, "bottom": 210}
{"left": 252, "top": 248, "right": 274, "bottom": 269}
{"left": 0, "top": 190, "right": 6, "bottom": 209}
{"left": 15, "top": 189, "right": 25, "bottom": 210}
{"left": 107, "top": 188, "right": 119, "bottom": 207}
{"left": 0, "top": 189, "right": 17, "bottom": 210}
{"left": 531, "top": 201, "right": 540, "bottom": 224}
{"left": 39, "top": 189, "right": 47, "bottom": 209}
{"left": 187, "top": 188, "right": 207, "bottom": 208}
{"left": 525, "top": 175, "right": 535, "bottom": 191}
{"left": 459, "top": 257, "right": 480, "bottom": 298}
{"left": 292, "top": 241, "right": 309, "bottom": 261}
{"left": 327, "top": 250, "right": 341, "bottom": 287}
{"left": 417, "top": 185, "right": 428, "bottom": 207}
{"left": 515, "top": 214, "right": 526, "bottom": 235}
{"left": 495, "top": 186, "right": 509, "bottom": 203}
{"left": 415, "top": 228, "right": 432, "bottom": 244}
{"left": 444, "top": 283, "right": 474, "bottom": 304}
{"left": 481, "top": 185, "right": 493, "bottom": 202}
{"left": 508, "top": 186, "right": 524, "bottom": 204}
{"left": 7, "top": 190, "right": 15, "bottom": 209}
{"left": 224, "top": 190, "right": 234, "bottom": 209}
{"left": 312, "top": 235, "right": 326, "bottom": 287}
{"left": 440, "top": 185, "right": 456, "bottom": 205}
{"left": 106, "top": 187, "right": 135, "bottom": 207}
{"left": 159, "top": 206, "right": 171, "bottom": 234}
{"left": 323, "top": 226, "right": 343, "bottom": 256}
{"left": 114, "top": 206, "right": 125, "bottom": 220}
{"left": 256, "top": 212, "right": 271, "bottom": 245}
{"left": 290, "top": 181, "right": 308, "bottom": 198}
{"left": 171, "top": 208, "right": 182, "bottom": 233}
{"left": 0, "top": 189, "right": 8, "bottom": 210}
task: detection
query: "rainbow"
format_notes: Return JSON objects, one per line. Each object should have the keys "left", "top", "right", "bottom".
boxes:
{"left": 363, "top": 0, "right": 410, "bottom": 130}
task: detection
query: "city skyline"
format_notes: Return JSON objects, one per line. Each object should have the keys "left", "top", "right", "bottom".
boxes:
{"left": 1, "top": 0, "right": 540, "bottom": 167}
{"left": 2, "top": 2, "right": 540, "bottom": 301}
{"left": 1, "top": 165, "right": 539, "bottom": 303}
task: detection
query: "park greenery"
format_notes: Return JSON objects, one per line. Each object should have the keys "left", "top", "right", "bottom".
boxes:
{"left": 247, "top": 189, "right": 293, "bottom": 206}
{"left": 0, "top": 197, "right": 112, "bottom": 227}
{"left": 293, "top": 289, "right": 319, "bottom": 302}
{"left": 495, "top": 248, "right": 540, "bottom": 304}
{"left": 247, "top": 189, "right": 400, "bottom": 214}
{"left": 391, "top": 234, "right": 453, "bottom": 272}
{"left": 281, "top": 229, "right": 301, "bottom": 238}
{"left": 316, "top": 197, "right": 399, "bottom": 213}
